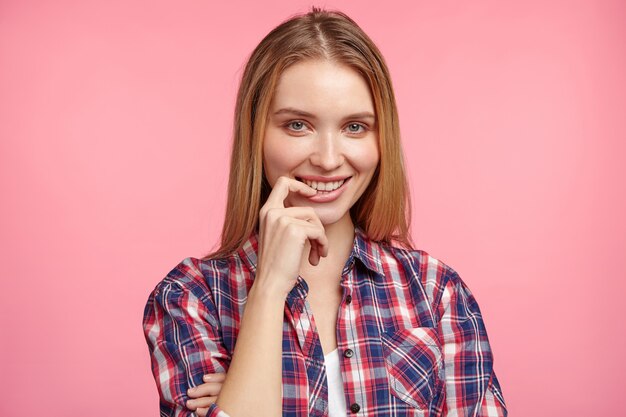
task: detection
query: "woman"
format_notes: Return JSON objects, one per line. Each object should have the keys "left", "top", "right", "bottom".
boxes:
{"left": 143, "top": 8, "right": 507, "bottom": 417}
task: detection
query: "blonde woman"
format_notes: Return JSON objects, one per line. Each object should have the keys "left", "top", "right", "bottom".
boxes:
{"left": 143, "top": 8, "right": 507, "bottom": 417}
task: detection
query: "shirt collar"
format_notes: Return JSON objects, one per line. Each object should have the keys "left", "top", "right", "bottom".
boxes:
{"left": 237, "top": 226, "right": 386, "bottom": 278}
{"left": 238, "top": 230, "right": 259, "bottom": 273}
{"left": 351, "top": 227, "right": 386, "bottom": 277}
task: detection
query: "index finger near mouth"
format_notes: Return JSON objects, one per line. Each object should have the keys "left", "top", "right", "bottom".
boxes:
{"left": 265, "top": 176, "right": 316, "bottom": 208}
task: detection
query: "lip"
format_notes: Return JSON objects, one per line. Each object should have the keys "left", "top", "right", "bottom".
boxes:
{"left": 296, "top": 175, "right": 351, "bottom": 182}
{"left": 300, "top": 176, "right": 352, "bottom": 203}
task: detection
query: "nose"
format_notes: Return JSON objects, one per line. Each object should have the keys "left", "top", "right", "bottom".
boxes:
{"left": 310, "top": 131, "right": 344, "bottom": 171}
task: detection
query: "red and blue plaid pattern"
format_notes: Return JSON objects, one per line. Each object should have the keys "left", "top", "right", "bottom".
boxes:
{"left": 143, "top": 228, "right": 507, "bottom": 416}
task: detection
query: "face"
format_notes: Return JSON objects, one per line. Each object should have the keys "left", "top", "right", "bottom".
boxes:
{"left": 263, "top": 59, "right": 380, "bottom": 226}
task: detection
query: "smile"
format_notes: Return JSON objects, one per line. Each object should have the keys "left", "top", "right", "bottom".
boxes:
{"left": 295, "top": 176, "right": 352, "bottom": 202}
{"left": 296, "top": 176, "right": 352, "bottom": 192}
{"left": 300, "top": 178, "right": 346, "bottom": 192}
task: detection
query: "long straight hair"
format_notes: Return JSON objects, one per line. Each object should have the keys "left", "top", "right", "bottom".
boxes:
{"left": 205, "top": 8, "right": 413, "bottom": 259}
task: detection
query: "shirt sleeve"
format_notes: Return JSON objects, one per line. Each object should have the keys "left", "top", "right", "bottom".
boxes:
{"left": 142, "top": 259, "right": 232, "bottom": 417}
{"left": 436, "top": 272, "right": 508, "bottom": 416}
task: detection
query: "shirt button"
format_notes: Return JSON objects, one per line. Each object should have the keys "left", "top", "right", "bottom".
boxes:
{"left": 343, "top": 349, "right": 354, "bottom": 358}
{"left": 350, "top": 403, "right": 361, "bottom": 413}
{"left": 345, "top": 295, "right": 352, "bottom": 304}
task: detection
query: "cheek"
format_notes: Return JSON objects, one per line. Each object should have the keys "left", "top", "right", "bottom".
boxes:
{"left": 262, "top": 135, "right": 288, "bottom": 184}
{"left": 351, "top": 140, "right": 380, "bottom": 175}
{"left": 262, "top": 150, "right": 283, "bottom": 184}
{"left": 262, "top": 132, "right": 308, "bottom": 184}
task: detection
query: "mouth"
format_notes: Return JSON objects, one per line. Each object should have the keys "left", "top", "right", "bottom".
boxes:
{"left": 295, "top": 176, "right": 352, "bottom": 193}
{"left": 293, "top": 176, "right": 352, "bottom": 204}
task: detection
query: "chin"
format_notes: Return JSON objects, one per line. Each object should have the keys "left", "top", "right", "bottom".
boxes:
{"left": 284, "top": 196, "right": 352, "bottom": 227}
{"left": 311, "top": 206, "right": 350, "bottom": 227}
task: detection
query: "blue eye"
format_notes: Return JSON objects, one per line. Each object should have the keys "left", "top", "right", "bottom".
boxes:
{"left": 346, "top": 123, "right": 365, "bottom": 134}
{"left": 288, "top": 121, "right": 306, "bottom": 131}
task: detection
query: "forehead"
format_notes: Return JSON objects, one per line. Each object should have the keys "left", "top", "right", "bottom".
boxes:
{"left": 271, "top": 59, "right": 375, "bottom": 116}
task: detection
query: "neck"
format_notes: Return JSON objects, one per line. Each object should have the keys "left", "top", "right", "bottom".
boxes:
{"left": 323, "top": 212, "right": 355, "bottom": 252}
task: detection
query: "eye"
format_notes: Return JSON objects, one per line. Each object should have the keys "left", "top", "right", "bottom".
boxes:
{"left": 287, "top": 121, "right": 306, "bottom": 131}
{"left": 345, "top": 123, "right": 367, "bottom": 135}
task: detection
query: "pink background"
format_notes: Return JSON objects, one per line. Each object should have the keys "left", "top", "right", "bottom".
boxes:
{"left": 1, "top": 0, "right": 624, "bottom": 415}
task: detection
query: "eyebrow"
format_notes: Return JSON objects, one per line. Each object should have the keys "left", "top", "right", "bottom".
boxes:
{"left": 273, "top": 107, "right": 376, "bottom": 121}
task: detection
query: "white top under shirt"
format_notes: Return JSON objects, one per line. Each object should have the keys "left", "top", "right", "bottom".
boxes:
{"left": 324, "top": 348, "right": 348, "bottom": 417}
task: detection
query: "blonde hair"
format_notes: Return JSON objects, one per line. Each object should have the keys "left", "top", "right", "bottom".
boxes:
{"left": 205, "top": 8, "right": 412, "bottom": 259}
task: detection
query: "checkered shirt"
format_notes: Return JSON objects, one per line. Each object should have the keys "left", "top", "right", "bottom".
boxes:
{"left": 143, "top": 228, "right": 507, "bottom": 416}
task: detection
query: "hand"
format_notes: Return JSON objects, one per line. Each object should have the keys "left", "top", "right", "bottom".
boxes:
{"left": 256, "top": 176, "right": 329, "bottom": 296}
{"left": 186, "top": 373, "right": 226, "bottom": 416}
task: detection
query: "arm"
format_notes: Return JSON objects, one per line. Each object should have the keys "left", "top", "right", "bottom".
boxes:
{"left": 214, "top": 176, "right": 326, "bottom": 417}
{"left": 212, "top": 280, "right": 285, "bottom": 417}
{"left": 143, "top": 261, "right": 231, "bottom": 417}
{"left": 144, "top": 177, "right": 325, "bottom": 417}
{"left": 143, "top": 262, "right": 285, "bottom": 417}
{"left": 437, "top": 273, "right": 508, "bottom": 416}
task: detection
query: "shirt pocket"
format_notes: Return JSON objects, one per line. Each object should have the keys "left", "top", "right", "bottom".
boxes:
{"left": 380, "top": 326, "right": 444, "bottom": 410}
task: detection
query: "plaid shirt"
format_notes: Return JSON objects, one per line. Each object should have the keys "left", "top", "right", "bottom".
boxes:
{"left": 143, "top": 228, "right": 507, "bottom": 417}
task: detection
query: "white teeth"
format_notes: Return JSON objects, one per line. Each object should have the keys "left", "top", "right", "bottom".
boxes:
{"left": 302, "top": 178, "right": 346, "bottom": 192}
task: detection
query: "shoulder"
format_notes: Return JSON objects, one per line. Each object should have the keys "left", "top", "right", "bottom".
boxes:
{"left": 148, "top": 253, "right": 246, "bottom": 305}
{"left": 381, "top": 244, "right": 489, "bottom": 323}
{"left": 376, "top": 240, "right": 460, "bottom": 281}
{"left": 376, "top": 241, "right": 463, "bottom": 307}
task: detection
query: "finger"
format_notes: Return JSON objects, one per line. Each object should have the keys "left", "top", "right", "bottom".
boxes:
{"left": 265, "top": 207, "right": 327, "bottom": 246}
{"left": 264, "top": 176, "right": 316, "bottom": 209}
{"left": 264, "top": 207, "right": 320, "bottom": 227}
{"left": 302, "top": 212, "right": 328, "bottom": 258}
{"left": 309, "top": 242, "right": 320, "bottom": 266}
{"left": 203, "top": 373, "right": 226, "bottom": 383}
{"left": 260, "top": 206, "right": 307, "bottom": 255}
{"left": 293, "top": 216, "right": 328, "bottom": 259}
{"left": 196, "top": 407, "right": 209, "bottom": 417}
{"left": 284, "top": 219, "right": 328, "bottom": 259}
{"left": 186, "top": 396, "right": 217, "bottom": 409}
{"left": 187, "top": 382, "right": 222, "bottom": 398}
{"left": 282, "top": 208, "right": 327, "bottom": 257}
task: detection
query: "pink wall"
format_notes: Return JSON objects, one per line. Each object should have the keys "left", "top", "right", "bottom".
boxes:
{"left": 1, "top": 1, "right": 624, "bottom": 415}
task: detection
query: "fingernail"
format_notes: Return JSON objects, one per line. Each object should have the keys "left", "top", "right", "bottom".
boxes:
{"left": 203, "top": 374, "right": 212, "bottom": 381}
